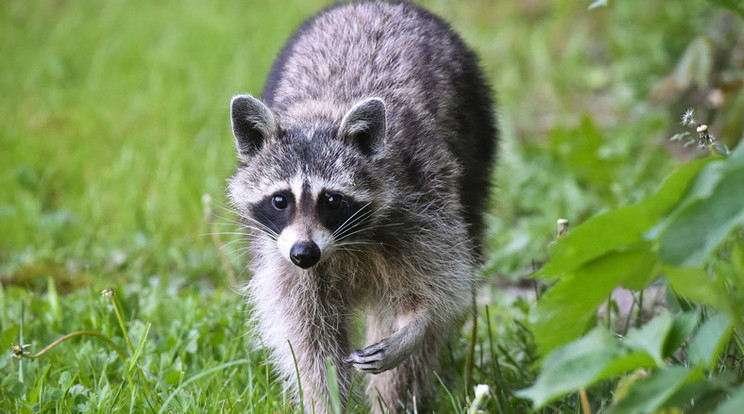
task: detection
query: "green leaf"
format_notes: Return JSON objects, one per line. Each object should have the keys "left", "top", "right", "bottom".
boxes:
{"left": 41, "top": 387, "right": 65, "bottom": 406}
{"left": 663, "top": 309, "right": 701, "bottom": 358}
{"left": 58, "top": 371, "right": 74, "bottom": 389}
{"left": 607, "top": 366, "right": 705, "bottom": 414}
{"left": 623, "top": 312, "right": 674, "bottom": 366}
{"left": 534, "top": 247, "right": 656, "bottom": 353}
{"left": 712, "top": 384, "right": 744, "bottom": 414}
{"left": 665, "top": 267, "right": 739, "bottom": 327}
{"left": 731, "top": 238, "right": 744, "bottom": 289}
{"left": 541, "top": 159, "right": 710, "bottom": 280}
{"left": 1, "top": 376, "right": 26, "bottom": 399}
{"left": 659, "top": 163, "right": 744, "bottom": 266}
{"left": 688, "top": 313, "right": 733, "bottom": 370}
{"left": 516, "top": 328, "right": 655, "bottom": 408}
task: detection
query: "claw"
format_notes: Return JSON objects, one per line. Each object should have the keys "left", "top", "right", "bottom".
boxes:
{"left": 345, "top": 339, "right": 393, "bottom": 374}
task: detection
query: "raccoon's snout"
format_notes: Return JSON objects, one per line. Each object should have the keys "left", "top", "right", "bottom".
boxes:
{"left": 290, "top": 241, "right": 321, "bottom": 269}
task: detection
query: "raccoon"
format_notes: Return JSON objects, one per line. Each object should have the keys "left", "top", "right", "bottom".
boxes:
{"left": 227, "top": 1, "right": 496, "bottom": 412}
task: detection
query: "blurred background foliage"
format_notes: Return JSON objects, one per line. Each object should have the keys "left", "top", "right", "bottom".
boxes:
{"left": 1, "top": 0, "right": 743, "bottom": 287}
{"left": 1, "top": 0, "right": 744, "bottom": 412}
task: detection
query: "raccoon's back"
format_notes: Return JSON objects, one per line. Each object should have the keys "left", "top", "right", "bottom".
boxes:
{"left": 262, "top": 0, "right": 497, "bottom": 250}
{"left": 264, "top": 1, "right": 482, "bottom": 118}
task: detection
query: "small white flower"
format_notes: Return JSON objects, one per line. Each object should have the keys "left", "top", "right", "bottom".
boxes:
{"left": 475, "top": 384, "right": 490, "bottom": 399}
{"left": 468, "top": 384, "right": 491, "bottom": 414}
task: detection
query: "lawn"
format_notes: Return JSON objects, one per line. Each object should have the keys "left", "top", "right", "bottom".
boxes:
{"left": 2, "top": 0, "right": 743, "bottom": 412}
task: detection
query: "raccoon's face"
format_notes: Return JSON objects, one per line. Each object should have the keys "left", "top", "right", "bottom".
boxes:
{"left": 250, "top": 182, "right": 366, "bottom": 268}
{"left": 228, "top": 95, "right": 386, "bottom": 269}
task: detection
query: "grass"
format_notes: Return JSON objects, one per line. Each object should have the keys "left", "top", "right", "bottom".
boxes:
{"left": 2, "top": 0, "right": 743, "bottom": 412}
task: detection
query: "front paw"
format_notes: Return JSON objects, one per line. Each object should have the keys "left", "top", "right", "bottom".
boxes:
{"left": 343, "top": 339, "right": 399, "bottom": 374}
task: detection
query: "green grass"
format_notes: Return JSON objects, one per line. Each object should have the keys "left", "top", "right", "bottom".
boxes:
{"left": 2, "top": 0, "right": 743, "bottom": 412}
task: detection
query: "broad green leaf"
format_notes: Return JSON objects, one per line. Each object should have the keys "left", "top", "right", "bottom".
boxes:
{"left": 665, "top": 267, "right": 739, "bottom": 326}
{"left": 659, "top": 163, "right": 744, "bottom": 266}
{"left": 623, "top": 312, "right": 673, "bottom": 366}
{"left": 606, "top": 366, "right": 705, "bottom": 414}
{"left": 712, "top": 384, "right": 744, "bottom": 414}
{"left": 534, "top": 248, "right": 656, "bottom": 353}
{"left": 663, "top": 309, "right": 701, "bottom": 358}
{"left": 541, "top": 159, "right": 710, "bottom": 280}
{"left": 665, "top": 266, "right": 726, "bottom": 305}
{"left": 688, "top": 313, "right": 733, "bottom": 370}
{"left": 516, "top": 328, "right": 655, "bottom": 408}
{"left": 731, "top": 239, "right": 744, "bottom": 289}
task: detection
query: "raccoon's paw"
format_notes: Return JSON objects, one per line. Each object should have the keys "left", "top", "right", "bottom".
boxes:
{"left": 345, "top": 316, "right": 425, "bottom": 374}
{"left": 344, "top": 339, "right": 400, "bottom": 374}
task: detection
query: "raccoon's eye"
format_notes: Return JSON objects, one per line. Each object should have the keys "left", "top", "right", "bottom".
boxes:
{"left": 323, "top": 192, "right": 344, "bottom": 210}
{"left": 272, "top": 194, "right": 289, "bottom": 210}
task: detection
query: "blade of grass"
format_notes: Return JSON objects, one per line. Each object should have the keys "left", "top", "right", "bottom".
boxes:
{"left": 129, "top": 322, "right": 151, "bottom": 373}
{"left": 325, "top": 357, "right": 342, "bottom": 414}
{"left": 289, "top": 340, "right": 306, "bottom": 414}
{"left": 158, "top": 358, "right": 255, "bottom": 414}
{"left": 435, "top": 371, "right": 461, "bottom": 413}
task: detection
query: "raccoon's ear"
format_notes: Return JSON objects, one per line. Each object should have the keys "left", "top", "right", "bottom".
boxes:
{"left": 338, "top": 98, "right": 386, "bottom": 157}
{"left": 230, "top": 94, "right": 277, "bottom": 160}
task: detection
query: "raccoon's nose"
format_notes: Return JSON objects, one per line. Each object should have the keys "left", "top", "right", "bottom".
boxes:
{"left": 290, "top": 241, "right": 321, "bottom": 269}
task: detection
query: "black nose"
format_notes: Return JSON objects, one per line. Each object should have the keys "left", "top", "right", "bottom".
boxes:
{"left": 290, "top": 242, "right": 321, "bottom": 269}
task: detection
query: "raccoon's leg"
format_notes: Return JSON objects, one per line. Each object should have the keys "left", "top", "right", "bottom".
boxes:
{"left": 252, "top": 273, "right": 354, "bottom": 413}
{"left": 280, "top": 311, "right": 355, "bottom": 414}
{"left": 346, "top": 314, "right": 426, "bottom": 374}
{"left": 358, "top": 314, "right": 440, "bottom": 413}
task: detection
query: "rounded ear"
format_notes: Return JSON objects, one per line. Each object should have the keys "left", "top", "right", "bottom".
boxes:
{"left": 338, "top": 98, "right": 386, "bottom": 156}
{"left": 230, "top": 95, "right": 277, "bottom": 161}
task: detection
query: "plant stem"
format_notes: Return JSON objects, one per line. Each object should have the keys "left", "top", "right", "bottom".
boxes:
{"left": 466, "top": 297, "right": 478, "bottom": 393}
{"left": 579, "top": 388, "right": 591, "bottom": 414}
{"left": 19, "top": 301, "right": 25, "bottom": 383}
{"left": 20, "top": 330, "right": 127, "bottom": 363}
{"left": 103, "top": 289, "right": 156, "bottom": 406}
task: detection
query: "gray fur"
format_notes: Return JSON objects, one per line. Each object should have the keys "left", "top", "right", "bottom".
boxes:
{"left": 227, "top": 1, "right": 497, "bottom": 413}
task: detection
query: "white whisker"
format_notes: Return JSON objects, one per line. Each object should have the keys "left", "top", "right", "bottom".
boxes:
{"left": 332, "top": 203, "right": 373, "bottom": 237}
